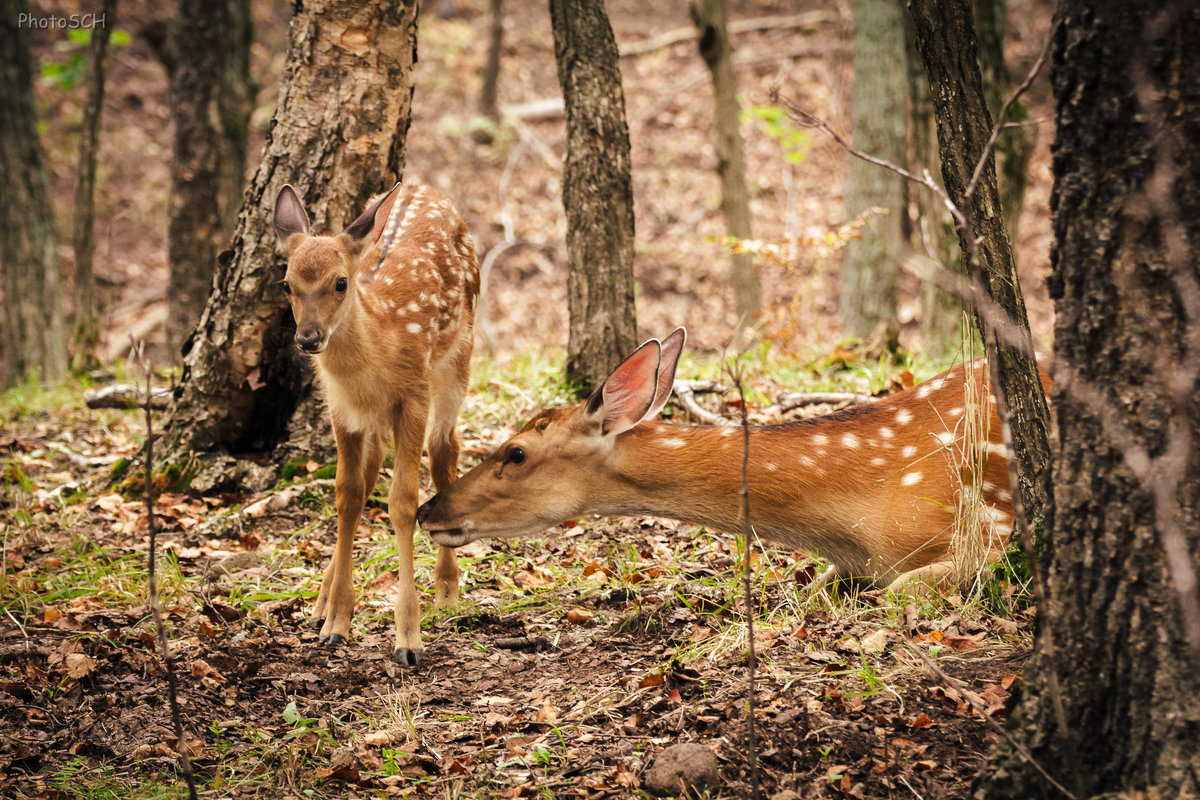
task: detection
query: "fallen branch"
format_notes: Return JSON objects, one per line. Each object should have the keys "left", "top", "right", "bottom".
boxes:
{"left": 84, "top": 383, "right": 172, "bottom": 410}
{"left": 776, "top": 391, "right": 874, "bottom": 412}
{"left": 672, "top": 380, "right": 728, "bottom": 425}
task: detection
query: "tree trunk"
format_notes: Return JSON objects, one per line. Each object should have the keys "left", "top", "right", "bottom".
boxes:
{"left": 978, "top": 3, "right": 1200, "bottom": 797}
{"left": 479, "top": 0, "right": 502, "bottom": 120}
{"left": 0, "top": 0, "right": 70, "bottom": 386}
{"left": 840, "top": 0, "right": 906, "bottom": 344}
{"left": 166, "top": 0, "right": 253, "bottom": 358}
{"left": 691, "top": 0, "right": 759, "bottom": 330}
{"left": 550, "top": 0, "right": 638, "bottom": 394}
{"left": 974, "top": 0, "right": 1034, "bottom": 249}
{"left": 71, "top": 0, "right": 117, "bottom": 372}
{"left": 907, "top": 0, "right": 1051, "bottom": 545}
{"left": 161, "top": 0, "right": 418, "bottom": 484}
{"left": 906, "top": 13, "right": 965, "bottom": 358}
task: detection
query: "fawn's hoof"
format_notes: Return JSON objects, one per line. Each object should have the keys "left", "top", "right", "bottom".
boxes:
{"left": 321, "top": 633, "right": 345, "bottom": 647}
{"left": 392, "top": 647, "right": 423, "bottom": 667}
{"left": 309, "top": 617, "right": 324, "bottom": 632}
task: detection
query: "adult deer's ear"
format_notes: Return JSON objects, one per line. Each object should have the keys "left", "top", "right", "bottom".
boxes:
{"left": 642, "top": 327, "right": 686, "bottom": 421}
{"left": 273, "top": 185, "right": 310, "bottom": 251}
{"left": 582, "top": 338, "right": 663, "bottom": 437}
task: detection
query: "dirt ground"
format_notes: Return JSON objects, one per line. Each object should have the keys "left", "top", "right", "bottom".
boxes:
{"left": 4, "top": 0, "right": 1056, "bottom": 796}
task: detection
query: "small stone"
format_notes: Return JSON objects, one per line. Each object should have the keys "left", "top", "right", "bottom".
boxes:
{"left": 643, "top": 742, "right": 720, "bottom": 796}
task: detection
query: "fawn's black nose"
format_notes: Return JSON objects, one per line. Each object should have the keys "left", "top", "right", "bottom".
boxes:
{"left": 295, "top": 328, "right": 324, "bottom": 353}
{"left": 416, "top": 496, "right": 436, "bottom": 526}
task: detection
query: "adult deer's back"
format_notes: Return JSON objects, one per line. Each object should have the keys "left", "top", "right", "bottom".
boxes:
{"left": 419, "top": 329, "right": 1048, "bottom": 590}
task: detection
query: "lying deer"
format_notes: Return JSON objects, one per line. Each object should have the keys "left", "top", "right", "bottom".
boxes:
{"left": 273, "top": 182, "right": 479, "bottom": 666}
{"left": 419, "top": 329, "right": 1041, "bottom": 590}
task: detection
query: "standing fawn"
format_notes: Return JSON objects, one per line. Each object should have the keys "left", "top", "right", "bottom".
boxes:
{"left": 274, "top": 182, "right": 479, "bottom": 666}
{"left": 419, "top": 329, "right": 1048, "bottom": 591}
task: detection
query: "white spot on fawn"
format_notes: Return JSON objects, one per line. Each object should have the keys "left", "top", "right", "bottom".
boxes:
{"left": 660, "top": 438, "right": 686, "bottom": 449}
{"left": 880, "top": 427, "right": 894, "bottom": 439}
{"left": 949, "top": 407, "right": 964, "bottom": 417}
{"left": 934, "top": 432, "right": 955, "bottom": 448}
{"left": 902, "top": 445, "right": 918, "bottom": 458}
{"left": 916, "top": 384, "right": 933, "bottom": 399}
{"left": 841, "top": 433, "right": 860, "bottom": 449}
{"left": 765, "top": 463, "right": 777, "bottom": 472}
{"left": 812, "top": 433, "right": 828, "bottom": 446}
{"left": 870, "top": 457, "right": 886, "bottom": 467}
{"left": 901, "top": 472, "right": 923, "bottom": 486}
{"left": 406, "top": 322, "right": 422, "bottom": 334}
{"left": 895, "top": 409, "right": 913, "bottom": 425}
{"left": 799, "top": 455, "right": 815, "bottom": 467}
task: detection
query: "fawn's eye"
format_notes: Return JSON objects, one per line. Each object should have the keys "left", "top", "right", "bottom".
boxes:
{"left": 505, "top": 446, "right": 526, "bottom": 465}
{"left": 335, "top": 277, "right": 348, "bottom": 293}
{"left": 281, "top": 280, "right": 291, "bottom": 295}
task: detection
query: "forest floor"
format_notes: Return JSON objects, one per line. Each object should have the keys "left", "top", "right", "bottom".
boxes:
{"left": 8, "top": 0, "right": 1057, "bottom": 796}
{"left": 1, "top": 354, "right": 1034, "bottom": 799}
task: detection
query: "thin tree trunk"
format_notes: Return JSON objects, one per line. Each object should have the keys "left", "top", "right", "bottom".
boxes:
{"left": 978, "top": 3, "right": 1200, "bottom": 797}
{"left": 218, "top": 0, "right": 253, "bottom": 237}
{"left": 550, "top": 0, "right": 638, "bottom": 393}
{"left": 974, "top": 0, "right": 1034, "bottom": 249}
{"left": 479, "top": 0, "right": 502, "bottom": 120}
{"left": 906, "top": 13, "right": 964, "bottom": 358}
{"left": 841, "top": 0, "right": 906, "bottom": 345}
{"left": 907, "top": 0, "right": 1051, "bottom": 545}
{"left": 0, "top": 0, "right": 69, "bottom": 386}
{"left": 161, "top": 0, "right": 419, "bottom": 482}
{"left": 691, "top": 0, "right": 759, "bottom": 329}
{"left": 71, "top": 0, "right": 117, "bottom": 371}
{"left": 166, "top": 0, "right": 252, "bottom": 358}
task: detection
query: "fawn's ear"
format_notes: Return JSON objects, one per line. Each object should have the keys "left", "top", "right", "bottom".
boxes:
{"left": 583, "top": 338, "right": 663, "bottom": 437}
{"left": 344, "top": 183, "right": 400, "bottom": 242}
{"left": 642, "top": 327, "right": 686, "bottom": 421}
{"left": 273, "top": 185, "right": 310, "bottom": 250}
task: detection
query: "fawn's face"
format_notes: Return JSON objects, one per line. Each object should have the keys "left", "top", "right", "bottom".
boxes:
{"left": 274, "top": 184, "right": 378, "bottom": 354}
{"left": 280, "top": 235, "right": 360, "bottom": 354}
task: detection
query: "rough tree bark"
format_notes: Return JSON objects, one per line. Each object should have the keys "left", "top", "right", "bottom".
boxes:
{"left": 0, "top": 0, "right": 69, "bottom": 386}
{"left": 161, "top": 0, "right": 419, "bottom": 487}
{"left": 978, "top": 3, "right": 1200, "bottom": 797}
{"left": 550, "top": 0, "right": 638, "bottom": 393}
{"left": 840, "top": 0, "right": 906, "bottom": 344}
{"left": 71, "top": 0, "right": 117, "bottom": 371}
{"left": 166, "top": 0, "right": 252, "bottom": 357}
{"left": 907, "top": 0, "right": 1052, "bottom": 543}
{"left": 691, "top": 0, "right": 759, "bottom": 329}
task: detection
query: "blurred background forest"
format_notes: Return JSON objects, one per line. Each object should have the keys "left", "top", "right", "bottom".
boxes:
{"left": 7, "top": 0, "right": 1055, "bottom": 377}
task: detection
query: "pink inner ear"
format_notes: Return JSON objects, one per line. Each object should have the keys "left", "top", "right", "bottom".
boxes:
{"left": 367, "top": 185, "right": 401, "bottom": 243}
{"left": 601, "top": 341, "right": 661, "bottom": 435}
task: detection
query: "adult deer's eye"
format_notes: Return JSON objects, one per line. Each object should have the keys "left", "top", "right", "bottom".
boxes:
{"left": 281, "top": 280, "right": 292, "bottom": 295}
{"left": 505, "top": 446, "right": 526, "bottom": 465}
{"left": 335, "top": 277, "right": 348, "bottom": 293}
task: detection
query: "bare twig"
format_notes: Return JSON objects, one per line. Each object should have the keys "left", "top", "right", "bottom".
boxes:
{"left": 963, "top": 21, "right": 1057, "bottom": 200}
{"left": 135, "top": 340, "right": 198, "bottom": 800}
{"left": 906, "top": 645, "right": 1076, "bottom": 799}
{"left": 727, "top": 359, "right": 760, "bottom": 800}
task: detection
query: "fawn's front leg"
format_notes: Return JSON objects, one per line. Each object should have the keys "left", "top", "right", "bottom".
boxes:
{"left": 310, "top": 425, "right": 368, "bottom": 644}
{"left": 391, "top": 401, "right": 429, "bottom": 666}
